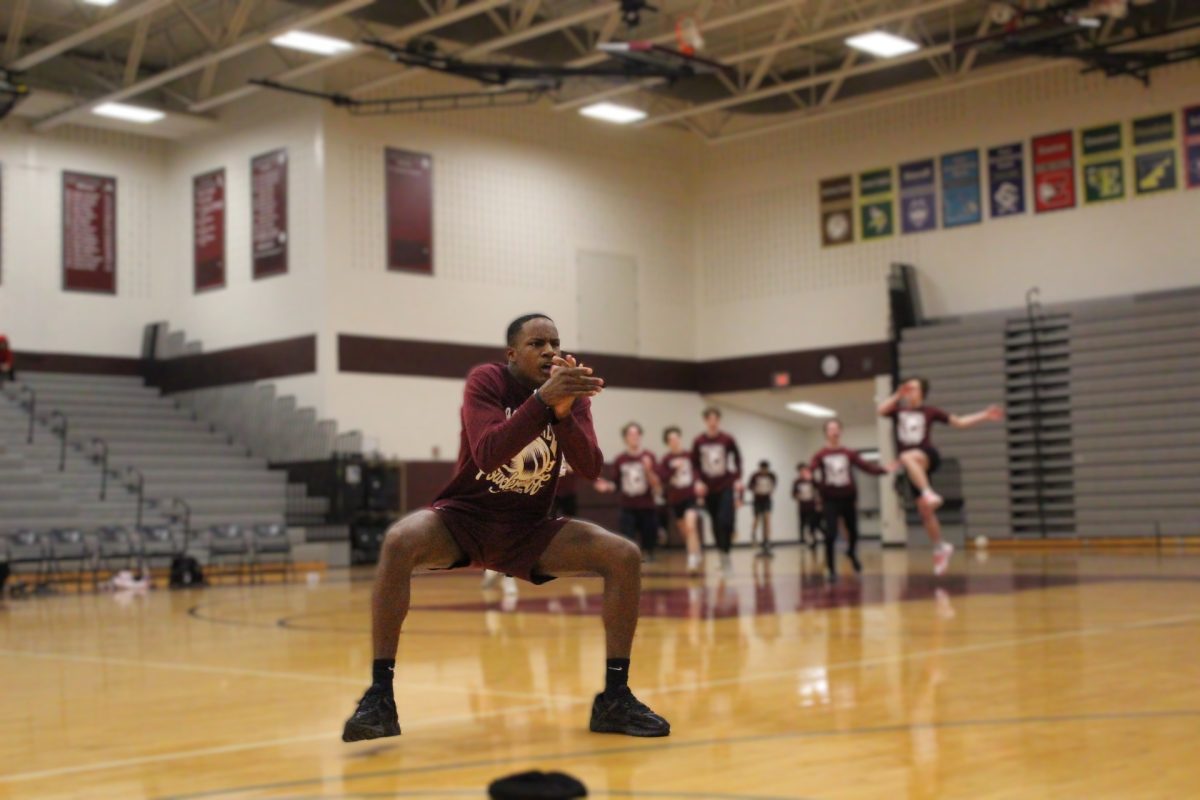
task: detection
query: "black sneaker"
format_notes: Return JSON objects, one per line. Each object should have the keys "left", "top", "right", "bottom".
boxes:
{"left": 589, "top": 687, "right": 670, "bottom": 737}
{"left": 847, "top": 552, "right": 862, "bottom": 574}
{"left": 342, "top": 685, "right": 401, "bottom": 742}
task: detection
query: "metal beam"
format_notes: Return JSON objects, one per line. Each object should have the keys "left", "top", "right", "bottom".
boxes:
{"left": 123, "top": 12, "right": 153, "bottom": 86}
{"left": 711, "top": 57, "right": 1066, "bottom": 144}
{"left": 555, "top": 0, "right": 965, "bottom": 112}
{"left": 9, "top": 0, "right": 177, "bottom": 71}
{"left": 34, "top": 0, "right": 377, "bottom": 131}
{"left": 189, "top": 0, "right": 513, "bottom": 112}
{"left": 640, "top": 41, "right": 955, "bottom": 128}
{"left": 554, "top": 0, "right": 811, "bottom": 111}
{"left": 197, "top": 0, "right": 259, "bottom": 100}
{"left": 746, "top": 15, "right": 795, "bottom": 92}
{"left": 174, "top": 0, "right": 219, "bottom": 48}
{"left": 348, "top": 2, "right": 619, "bottom": 97}
{"left": 3, "top": 0, "right": 32, "bottom": 64}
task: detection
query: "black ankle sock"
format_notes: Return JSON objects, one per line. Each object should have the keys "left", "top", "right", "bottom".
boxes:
{"left": 372, "top": 658, "right": 396, "bottom": 690}
{"left": 605, "top": 658, "right": 630, "bottom": 694}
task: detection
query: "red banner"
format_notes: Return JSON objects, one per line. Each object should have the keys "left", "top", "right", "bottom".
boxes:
{"left": 385, "top": 148, "right": 433, "bottom": 274}
{"left": 251, "top": 149, "right": 288, "bottom": 279}
{"left": 193, "top": 168, "right": 226, "bottom": 292}
{"left": 62, "top": 171, "right": 117, "bottom": 293}
{"left": 1032, "top": 131, "right": 1076, "bottom": 213}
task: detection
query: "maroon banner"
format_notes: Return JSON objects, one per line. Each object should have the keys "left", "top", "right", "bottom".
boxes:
{"left": 1032, "top": 131, "right": 1076, "bottom": 213}
{"left": 193, "top": 168, "right": 226, "bottom": 292}
{"left": 251, "top": 149, "right": 288, "bottom": 279}
{"left": 385, "top": 148, "right": 433, "bottom": 274}
{"left": 62, "top": 171, "right": 117, "bottom": 294}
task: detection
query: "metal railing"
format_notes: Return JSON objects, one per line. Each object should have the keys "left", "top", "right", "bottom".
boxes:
{"left": 124, "top": 466, "right": 145, "bottom": 529}
{"left": 91, "top": 438, "right": 110, "bottom": 500}
{"left": 48, "top": 411, "right": 68, "bottom": 472}
{"left": 1024, "top": 287, "right": 1048, "bottom": 539}
{"left": 18, "top": 385, "right": 35, "bottom": 443}
{"left": 169, "top": 498, "right": 192, "bottom": 549}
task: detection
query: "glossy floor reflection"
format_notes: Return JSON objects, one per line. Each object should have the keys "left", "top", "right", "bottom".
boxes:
{"left": 2, "top": 544, "right": 1199, "bottom": 799}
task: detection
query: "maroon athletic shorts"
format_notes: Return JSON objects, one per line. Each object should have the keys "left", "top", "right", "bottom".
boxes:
{"left": 430, "top": 503, "right": 568, "bottom": 584}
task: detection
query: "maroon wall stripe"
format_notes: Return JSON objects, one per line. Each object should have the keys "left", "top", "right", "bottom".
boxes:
{"left": 145, "top": 335, "right": 316, "bottom": 393}
{"left": 338, "top": 334, "right": 890, "bottom": 395}
{"left": 13, "top": 351, "right": 144, "bottom": 376}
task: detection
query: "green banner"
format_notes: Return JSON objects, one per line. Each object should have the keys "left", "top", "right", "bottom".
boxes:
{"left": 1080, "top": 122, "right": 1124, "bottom": 204}
{"left": 858, "top": 167, "right": 894, "bottom": 239}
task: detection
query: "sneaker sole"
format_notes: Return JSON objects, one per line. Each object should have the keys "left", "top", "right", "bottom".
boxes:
{"left": 589, "top": 724, "right": 671, "bottom": 737}
{"left": 342, "top": 722, "right": 401, "bottom": 742}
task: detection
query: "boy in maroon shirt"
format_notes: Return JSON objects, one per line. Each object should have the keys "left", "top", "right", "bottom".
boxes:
{"left": 596, "top": 422, "right": 662, "bottom": 561}
{"left": 748, "top": 460, "right": 778, "bottom": 558}
{"left": 343, "top": 314, "right": 670, "bottom": 741}
{"left": 878, "top": 376, "right": 1004, "bottom": 575}
{"left": 660, "top": 426, "right": 702, "bottom": 575}
{"left": 810, "top": 418, "right": 893, "bottom": 583}
{"left": 692, "top": 407, "right": 743, "bottom": 577}
{"left": 792, "top": 463, "right": 822, "bottom": 550}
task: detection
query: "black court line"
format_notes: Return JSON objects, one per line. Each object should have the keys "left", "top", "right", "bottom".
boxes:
{"left": 244, "top": 792, "right": 811, "bottom": 800}
{"left": 155, "top": 709, "right": 1200, "bottom": 800}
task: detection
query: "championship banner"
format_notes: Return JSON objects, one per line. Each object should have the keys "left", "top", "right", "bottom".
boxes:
{"left": 1186, "top": 105, "right": 1200, "bottom": 190}
{"left": 251, "top": 149, "right": 288, "bottom": 279}
{"left": 385, "top": 148, "right": 434, "bottom": 274}
{"left": 987, "top": 143, "right": 1025, "bottom": 218}
{"left": 1079, "top": 122, "right": 1124, "bottom": 204}
{"left": 1132, "top": 112, "right": 1178, "bottom": 195}
{"left": 858, "top": 167, "right": 894, "bottom": 240}
{"left": 62, "top": 171, "right": 117, "bottom": 294}
{"left": 899, "top": 159, "right": 937, "bottom": 233}
{"left": 193, "top": 168, "right": 226, "bottom": 292}
{"left": 818, "top": 175, "right": 854, "bottom": 247}
{"left": 940, "top": 149, "right": 982, "bottom": 228}
{"left": 1032, "top": 131, "right": 1076, "bottom": 213}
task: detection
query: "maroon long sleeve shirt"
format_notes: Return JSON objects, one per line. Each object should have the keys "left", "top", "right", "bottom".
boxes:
{"left": 432, "top": 363, "right": 603, "bottom": 524}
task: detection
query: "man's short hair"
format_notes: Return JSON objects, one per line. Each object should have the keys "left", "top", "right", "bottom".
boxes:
{"left": 823, "top": 417, "right": 842, "bottom": 434}
{"left": 622, "top": 422, "right": 643, "bottom": 437}
{"left": 702, "top": 406, "right": 721, "bottom": 420}
{"left": 662, "top": 425, "right": 682, "bottom": 444}
{"left": 906, "top": 375, "right": 931, "bottom": 397}
{"left": 758, "top": 460, "right": 769, "bottom": 469}
{"left": 506, "top": 313, "right": 553, "bottom": 346}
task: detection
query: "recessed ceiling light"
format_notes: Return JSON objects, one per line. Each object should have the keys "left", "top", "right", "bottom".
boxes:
{"left": 92, "top": 102, "right": 165, "bottom": 123}
{"left": 579, "top": 102, "right": 646, "bottom": 124}
{"left": 270, "top": 31, "right": 356, "bottom": 56}
{"left": 83, "top": 0, "right": 119, "bottom": 6}
{"left": 845, "top": 30, "right": 920, "bottom": 58}
{"left": 787, "top": 402, "right": 837, "bottom": 419}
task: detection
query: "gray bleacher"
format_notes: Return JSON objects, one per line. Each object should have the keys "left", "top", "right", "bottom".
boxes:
{"left": 899, "top": 287, "right": 1200, "bottom": 541}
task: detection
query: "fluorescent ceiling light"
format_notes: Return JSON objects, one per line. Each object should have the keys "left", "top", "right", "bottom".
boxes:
{"left": 579, "top": 102, "right": 646, "bottom": 124}
{"left": 93, "top": 102, "right": 165, "bottom": 124}
{"left": 271, "top": 31, "right": 355, "bottom": 56}
{"left": 845, "top": 30, "right": 920, "bottom": 58}
{"left": 787, "top": 402, "right": 837, "bottom": 419}
{"left": 83, "top": 0, "right": 119, "bottom": 6}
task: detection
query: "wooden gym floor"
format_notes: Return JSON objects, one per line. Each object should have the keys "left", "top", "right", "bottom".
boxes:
{"left": 2, "top": 544, "right": 1199, "bottom": 799}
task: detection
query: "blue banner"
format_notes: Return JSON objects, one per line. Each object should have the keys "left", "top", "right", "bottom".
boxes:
{"left": 987, "top": 143, "right": 1025, "bottom": 218}
{"left": 899, "top": 159, "right": 937, "bottom": 234}
{"left": 941, "top": 149, "right": 982, "bottom": 227}
{"left": 1184, "top": 105, "right": 1200, "bottom": 190}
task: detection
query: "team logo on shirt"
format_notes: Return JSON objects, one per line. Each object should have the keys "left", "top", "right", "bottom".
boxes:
{"left": 699, "top": 444, "right": 727, "bottom": 478}
{"left": 823, "top": 454, "right": 851, "bottom": 487}
{"left": 669, "top": 457, "right": 693, "bottom": 488}
{"left": 754, "top": 475, "right": 772, "bottom": 494}
{"left": 620, "top": 461, "right": 648, "bottom": 496}
{"left": 477, "top": 410, "right": 558, "bottom": 495}
{"left": 897, "top": 410, "right": 927, "bottom": 447}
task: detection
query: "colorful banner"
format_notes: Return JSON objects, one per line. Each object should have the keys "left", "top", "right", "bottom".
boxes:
{"left": 940, "top": 149, "right": 982, "bottom": 228}
{"left": 0, "top": 164, "right": 3, "bottom": 286}
{"left": 251, "top": 149, "right": 288, "bottom": 279}
{"left": 987, "top": 143, "right": 1025, "bottom": 218}
{"left": 858, "top": 167, "right": 894, "bottom": 240}
{"left": 193, "top": 169, "right": 226, "bottom": 292}
{"left": 899, "top": 159, "right": 937, "bottom": 233}
{"left": 1079, "top": 122, "right": 1125, "bottom": 204}
{"left": 1032, "top": 131, "right": 1076, "bottom": 213}
{"left": 385, "top": 148, "right": 434, "bottom": 274}
{"left": 1132, "top": 112, "right": 1177, "bottom": 195}
{"left": 1186, "top": 105, "right": 1200, "bottom": 190}
{"left": 62, "top": 171, "right": 117, "bottom": 294}
{"left": 818, "top": 175, "right": 854, "bottom": 247}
